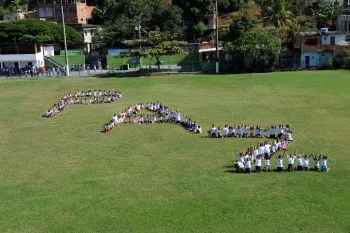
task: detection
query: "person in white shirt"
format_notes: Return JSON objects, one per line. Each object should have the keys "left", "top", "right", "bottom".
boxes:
{"left": 252, "top": 147, "right": 259, "bottom": 162}
{"left": 258, "top": 143, "right": 264, "bottom": 156}
{"left": 255, "top": 155, "right": 262, "bottom": 172}
{"left": 302, "top": 155, "right": 310, "bottom": 171}
{"left": 296, "top": 155, "right": 303, "bottom": 171}
{"left": 321, "top": 155, "right": 328, "bottom": 172}
{"left": 196, "top": 125, "right": 202, "bottom": 134}
{"left": 264, "top": 142, "right": 271, "bottom": 157}
{"left": 236, "top": 126, "right": 242, "bottom": 138}
{"left": 223, "top": 125, "right": 229, "bottom": 137}
{"left": 313, "top": 154, "right": 321, "bottom": 171}
{"left": 264, "top": 153, "right": 273, "bottom": 171}
{"left": 209, "top": 124, "right": 217, "bottom": 138}
{"left": 287, "top": 154, "right": 295, "bottom": 172}
{"left": 287, "top": 131, "right": 293, "bottom": 141}
{"left": 276, "top": 154, "right": 285, "bottom": 172}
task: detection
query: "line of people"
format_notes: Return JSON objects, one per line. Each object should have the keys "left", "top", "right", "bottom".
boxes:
{"left": 43, "top": 89, "right": 122, "bottom": 117}
{"left": 234, "top": 140, "right": 329, "bottom": 173}
{"left": 104, "top": 102, "right": 202, "bottom": 134}
{"left": 208, "top": 124, "right": 293, "bottom": 141}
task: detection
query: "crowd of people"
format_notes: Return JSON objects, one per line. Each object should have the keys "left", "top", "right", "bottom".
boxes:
{"left": 104, "top": 102, "right": 202, "bottom": 134}
{"left": 208, "top": 124, "right": 293, "bottom": 140}
{"left": 43, "top": 89, "right": 122, "bottom": 117}
{"left": 234, "top": 139, "right": 329, "bottom": 173}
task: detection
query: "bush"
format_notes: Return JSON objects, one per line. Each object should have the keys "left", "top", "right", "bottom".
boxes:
{"left": 333, "top": 50, "right": 350, "bottom": 69}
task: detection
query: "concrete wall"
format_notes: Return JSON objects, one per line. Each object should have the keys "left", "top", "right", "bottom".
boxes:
{"left": 321, "top": 34, "right": 346, "bottom": 45}
{"left": 301, "top": 52, "right": 319, "bottom": 68}
{"left": 0, "top": 51, "right": 44, "bottom": 68}
{"left": 300, "top": 52, "right": 334, "bottom": 68}
{"left": 43, "top": 46, "right": 55, "bottom": 57}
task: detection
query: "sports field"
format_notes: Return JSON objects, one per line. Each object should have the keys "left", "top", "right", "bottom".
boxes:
{"left": 1, "top": 71, "right": 350, "bottom": 233}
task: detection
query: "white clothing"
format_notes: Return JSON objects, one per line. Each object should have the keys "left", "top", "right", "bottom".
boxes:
{"left": 303, "top": 158, "right": 309, "bottom": 167}
{"left": 277, "top": 158, "right": 283, "bottom": 168}
{"left": 287, "top": 156, "right": 295, "bottom": 165}
{"left": 264, "top": 144, "right": 271, "bottom": 154}
{"left": 297, "top": 158, "right": 303, "bottom": 166}
{"left": 245, "top": 160, "right": 252, "bottom": 169}
{"left": 256, "top": 158, "right": 262, "bottom": 166}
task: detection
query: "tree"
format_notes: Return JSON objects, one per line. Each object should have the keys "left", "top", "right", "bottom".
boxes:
{"left": 225, "top": 26, "right": 281, "bottom": 71}
{"left": 0, "top": 19, "right": 83, "bottom": 46}
{"left": 124, "top": 28, "right": 187, "bottom": 70}
{"left": 313, "top": 0, "right": 344, "bottom": 29}
{"left": 91, "top": 0, "right": 183, "bottom": 47}
{"left": 262, "top": 0, "right": 296, "bottom": 37}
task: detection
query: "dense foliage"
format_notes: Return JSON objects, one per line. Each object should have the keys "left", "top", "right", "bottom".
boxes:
{"left": 0, "top": 19, "right": 83, "bottom": 46}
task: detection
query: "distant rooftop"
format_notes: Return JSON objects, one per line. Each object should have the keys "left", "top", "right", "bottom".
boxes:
{"left": 295, "top": 31, "right": 346, "bottom": 36}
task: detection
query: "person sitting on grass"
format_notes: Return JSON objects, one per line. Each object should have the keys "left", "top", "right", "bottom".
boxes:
{"left": 313, "top": 154, "right": 321, "bottom": 171}
{"left": 209, "top": 124, "right": 217, "bottom": 138}
{"left": 255, "top": 154, "right": 262, "bottom": 173}
{"left": 264, "top": 153, "right": 274, "bottom": 172}
{"left": 296, "top": 154, "right": 303, "bottom": 171}
{"left": 287, "top": 153, "right": 295, "bottom": 172}
{"left": 302, "top": 154, "right": 311, "bottom": 171}
{"left": 321, "top": 155, "right": 328, "bottom": 172}
{"left": 245, "top": 155, "right": 252, "bottom": 174}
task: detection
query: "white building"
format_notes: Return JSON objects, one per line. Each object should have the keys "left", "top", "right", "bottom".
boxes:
{"left": 3, "top": 12, "right": 25, "bottom": 21}
{"left": 294, "top": 30, "right": 350, "bottom": 69}
{"left": 0, "top": 44, "right": 45, "bottom": 70}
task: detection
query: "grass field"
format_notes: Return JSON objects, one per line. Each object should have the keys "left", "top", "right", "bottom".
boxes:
{"left": 1, "top": 71, "right": 350, "bottom": 233}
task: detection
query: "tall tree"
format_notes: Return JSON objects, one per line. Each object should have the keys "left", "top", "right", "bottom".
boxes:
{"left": 91, "top": 0, "right": 183, "bottom": 48}
{"left": 124, "top": 28, "right": 187, "bottom": 70}
{"left": 225, "top": 26, "right": 281, "bottom": 71}
{"left": 0, "top": 19, "right": 82, "bottom": 46}
{"left": 262, "top": 0, "right": 296, "bottom": 35}
{"left": 313, "top": 0, "right": 344, "bottom": 29}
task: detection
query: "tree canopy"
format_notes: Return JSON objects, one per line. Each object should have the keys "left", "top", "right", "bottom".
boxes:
{"left": 0, "top": 19, "right": 83, "bottom": 46}
{"left": 91, "top": 0, "right": 183, "bottom": 47}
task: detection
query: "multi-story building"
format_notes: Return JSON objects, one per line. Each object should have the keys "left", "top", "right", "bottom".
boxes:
{"left": 37, "top": 0, "right": 95, "bottom": 24}
{"left": 293, "top": 29, "right": 350, "bottom": 69}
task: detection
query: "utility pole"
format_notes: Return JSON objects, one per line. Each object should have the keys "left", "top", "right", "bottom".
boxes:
{"left": 61, "top": 0, "right": 70, "bottom": 77}
{"left": 215, "top": 0, "right": 219, "bottom": 74}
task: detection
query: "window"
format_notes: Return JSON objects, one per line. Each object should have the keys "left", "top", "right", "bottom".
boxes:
{"left": 330, "top": 36, "right": 335, "bottom": 45}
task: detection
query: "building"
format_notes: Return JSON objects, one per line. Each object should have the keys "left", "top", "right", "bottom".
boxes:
{"left": 0, "top": 44, "right": 45, "bottom": 70}
{"left": 337, "top": 15, "right": 350, "bottom": 33}
{"left": 37, "top": 0, "right": 95, "bottom": 24}
{"left": 37, "top": 0, "right": 96, "bottom": 53}
{"left": 70, "top": 23, "right": 96, "bottom": 53}
{"left": 293, "top": 30, "right": 350, "bottom": 69}
{"left": 3, "top": 12, "right": 25, "bottom": 21}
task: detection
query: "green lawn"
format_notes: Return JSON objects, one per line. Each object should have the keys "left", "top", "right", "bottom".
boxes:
{"left": 1, "top": 71, "right": 350, "bottom": 233}
{"left": 51, "top": 55, "right": 85, "bottom": 66}
{"left": 107, "top": 53, "right": 200, "bottom": 70}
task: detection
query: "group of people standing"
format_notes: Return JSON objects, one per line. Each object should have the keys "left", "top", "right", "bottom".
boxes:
{"left": 234, "top": 140, "right": 329, "bottom": 173}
